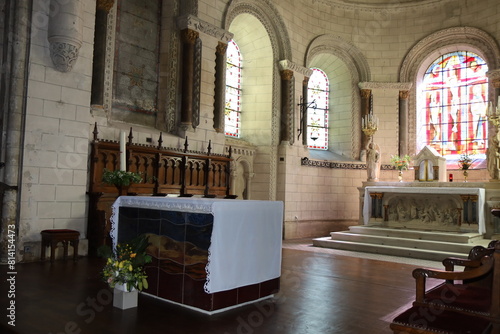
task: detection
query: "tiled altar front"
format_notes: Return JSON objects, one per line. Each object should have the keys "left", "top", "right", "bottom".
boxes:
{"left": 111, "top": 197, "right": 283, "bottom": 313}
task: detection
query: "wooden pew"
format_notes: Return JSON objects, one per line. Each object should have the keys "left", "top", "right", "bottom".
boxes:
{"left": 390, "top": 242, "right": 500, "bottom": 334}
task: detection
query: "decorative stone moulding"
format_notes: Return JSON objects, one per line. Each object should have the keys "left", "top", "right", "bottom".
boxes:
{"left": 47, "top": 0, "right": 83, "bottom": 72}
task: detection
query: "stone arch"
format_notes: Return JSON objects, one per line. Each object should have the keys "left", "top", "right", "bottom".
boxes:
{"left": 305, "top": 34, "right": 370, "bottom": 159}
{"left": 224, "top": 0, "right": 292, "bottom": 61}
{"left": 306, "top": 34, "right": 370, "bottom": 83}
{"left": 223, "top": 0, "right": 292, "bottom": 200}
{"left": 399, "top": 26, "right": 500, "bottom": 156}
{"left": 232, "top": 156, "right": 254, "bottom": 200}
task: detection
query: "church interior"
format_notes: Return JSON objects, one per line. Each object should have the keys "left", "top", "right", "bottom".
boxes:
{"left": 3, "top": 0, "right": 500, "bottom": 333}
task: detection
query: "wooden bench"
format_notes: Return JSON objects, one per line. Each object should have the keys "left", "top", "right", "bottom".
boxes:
{"left": 390, "top": 241, "right": 500, "bottom": 334}
{"left": 41, "top": 229, "right": 80, "bottom": 262}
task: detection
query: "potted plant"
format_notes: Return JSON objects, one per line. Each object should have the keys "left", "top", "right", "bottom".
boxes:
{"left": 102, "top": 169, "right": 142, "bottom": 195}
{"left": 98, "top": 234, "right": 152, "bottom": 309}
{"left": 390, "top": 154, "right": 412, "bottom": 182}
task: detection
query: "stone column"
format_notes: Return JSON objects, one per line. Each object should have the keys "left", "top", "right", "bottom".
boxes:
{"left": 399, "top": 90, "right": 410, "bottom": 156}
{"left": 360, "top": 89, "right": 372, "bottom": 151}
{"left": 91, "top": 0, "right": 115, "bottom": 106}
{"left": 213, "top": 42, "right": 228, "bottom": 133}
{"left": 487, "top": 70, "right": 500, "bottom": 104}
{"left": 301, "top": 77, "right": 309, "bottom": 145}
{"left": 278, "top": 60, "right": 312, "bottom": 145}
{"left": 47, "top": 0, "right": 83, "bottom": 72}
{"left": 1, "top": 0, "right": 31, "bottom": 263}
{"left": 280, "top": 69, "right": 294, "bottom": 143}
{"left": 179, "top": 28, "right": 199, "bottom": 129}
{"left": 176, "top": 15, "right": 232, "bottom": 134}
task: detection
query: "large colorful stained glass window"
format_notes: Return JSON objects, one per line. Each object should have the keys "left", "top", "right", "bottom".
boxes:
{"left": 307, "top": 68, "right": 329, "bottom": 150}
{"left": 225, "top": 40, "right": 242, "bottom": 138}
{"left": 418, "top": 51, "right": 488, "bottom": 160}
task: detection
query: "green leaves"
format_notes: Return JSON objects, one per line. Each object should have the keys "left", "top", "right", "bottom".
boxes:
{"left": 102, "top": 169, "right": 143, "bottom": 186}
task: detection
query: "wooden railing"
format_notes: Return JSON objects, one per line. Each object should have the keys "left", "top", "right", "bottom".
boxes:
{"left": 88, "top": 125, "right": 233, "bottom": 198}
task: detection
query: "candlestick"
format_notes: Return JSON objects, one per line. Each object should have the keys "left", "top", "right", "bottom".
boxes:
{"left": 120, "top": 131, "right": 126, "bottom": 171}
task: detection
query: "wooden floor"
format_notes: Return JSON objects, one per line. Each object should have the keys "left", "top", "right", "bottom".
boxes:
{"left": 0, "top": 244, "right": 436, "bottom": 334}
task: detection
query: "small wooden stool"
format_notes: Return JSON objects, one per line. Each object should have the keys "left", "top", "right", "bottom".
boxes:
{"left": 41, "top": 229, "right": 80, "bottom": 262}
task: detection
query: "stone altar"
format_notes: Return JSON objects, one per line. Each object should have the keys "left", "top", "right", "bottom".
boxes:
{"left": 361, "top": 183, "right": 486, "bottom": 234}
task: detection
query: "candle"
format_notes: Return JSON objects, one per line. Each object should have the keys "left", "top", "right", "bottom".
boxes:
{"left": 120, "top": 131, "right": 126, "bottom": 171}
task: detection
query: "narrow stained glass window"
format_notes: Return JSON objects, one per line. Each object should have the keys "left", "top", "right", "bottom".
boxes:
{"left": 418, "top": 51, "right": 488, "bottom": 164}
{"left": 225, "top": 40, "right": 242, "bottom": 138}
{"left": 307, "top": 68, "right": 329, "bottom": 150}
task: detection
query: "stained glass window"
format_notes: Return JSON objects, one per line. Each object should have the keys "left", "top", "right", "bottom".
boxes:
{"left": 418, "top": 51, "right": 488, "bottom": 161}
{"left": 307, "top": 68, "right": 329, "bottom": 150}
{"left": 225, "top": 40, "right": 242, "bottom": 138}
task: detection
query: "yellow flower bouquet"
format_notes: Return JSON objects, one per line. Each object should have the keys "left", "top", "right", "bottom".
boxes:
{"left": 98, "top": 235, "right": 152, "bottom": 292}
{"left": 390, "top": 154, "right": 411, "bottom": 171}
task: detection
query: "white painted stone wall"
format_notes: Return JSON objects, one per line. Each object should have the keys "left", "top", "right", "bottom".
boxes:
{"left": 19, "top": 0, "right": 95, "bottom": 258}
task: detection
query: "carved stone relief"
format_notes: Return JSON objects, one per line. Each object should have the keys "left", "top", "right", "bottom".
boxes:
{"left": 380, "top": 193, "right": 477, "bottom": 232}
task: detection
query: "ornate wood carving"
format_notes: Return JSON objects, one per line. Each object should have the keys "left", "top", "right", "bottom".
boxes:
{"left": 87, "top": 128, "right": 233, "bottom": 255}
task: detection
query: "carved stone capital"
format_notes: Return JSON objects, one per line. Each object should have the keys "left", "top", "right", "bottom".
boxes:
{"left": 279, "top": 60, "right": 313, "bottom": 77}
{"left": 491, "top": 79, "right": 500, "bottom": 89}
{"left": 47, "top": 0, "right": 83, "bottom": 72}
{"left": 178, "top": 15, "right": 233, "bottom": 43}
{"left": 281, "top": 69, "right": 293, "bottom": 81}
{"left": 360, "top": 89, "right": 371, "bottom": 99}
{"left": 181, "top": 29, "right": 199, "bottom": 44}
{"left": 216, "top": 41, "right": 228, "bottom": 56}
{"left": 487, "top": 69, "right": 500, "bottom": 84}
{"left": 399, "top": 90, "right": 410, "bottom": 99}
{"left": 97, "top": 0, "right": 115, "bottom": 12}
{"left": 49, "top": 41, "right": 81, "bottom": 72}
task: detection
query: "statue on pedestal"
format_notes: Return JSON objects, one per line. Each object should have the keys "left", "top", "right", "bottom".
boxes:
{"left": 487, "top": 132, "right": 500, "bottom": 180}
{"left": 366, "top": 142, "right": 380, "bottom": 182}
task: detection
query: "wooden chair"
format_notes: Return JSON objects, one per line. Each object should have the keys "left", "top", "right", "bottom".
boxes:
{"left": 390, "top": 242, "right": 500, "bottom": 334}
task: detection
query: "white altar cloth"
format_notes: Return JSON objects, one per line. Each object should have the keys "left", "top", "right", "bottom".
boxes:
{"left": 110, "top": 196, "right": 284, "bottom": 294}
{"left": 363, "top": 186, "right": 486, "bottom": 234}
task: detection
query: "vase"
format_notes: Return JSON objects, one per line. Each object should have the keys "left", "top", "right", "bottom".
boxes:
{"left": 115, "top": 185, "right": 130, "bottom": 196}
{"left": 113, "top": 283, "right": 138, "bottom": 309}
{"left": 463, "top": 170, "right": 468, "bottom": 182}
{"left": 398, "top": 170, "right": 403, "bottom": 182}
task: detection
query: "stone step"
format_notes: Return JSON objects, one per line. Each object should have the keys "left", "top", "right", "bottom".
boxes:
{"left": 312, "top": 237, "right": 469, "bottom": 262}
{"left": 328, "top": 231, "right": 477, "bottom": 254}
{"left": 348, "top": 225, "right": 483, "bottom": 244}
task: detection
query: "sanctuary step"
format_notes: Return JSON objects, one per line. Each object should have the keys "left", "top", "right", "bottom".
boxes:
{"left": 312, "top": 225, "right": 489, "bottom": 261}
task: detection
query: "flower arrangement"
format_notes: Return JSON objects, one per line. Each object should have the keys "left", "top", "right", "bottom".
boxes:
{"left": 98, "top": 235, "right": 152, "bottom": 292}
{"left": 458, "top": 152, "right": 474, "bottom": 170}
{"left": 102, "top": 169, "right": 142, "bottom": 186}
{"left": 390, "top": 154, "right": 412, "bottom": 171}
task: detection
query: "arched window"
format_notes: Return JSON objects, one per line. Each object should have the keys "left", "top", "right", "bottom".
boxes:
{"left": 307, "top": 68, "right": 329, "bottom": 149}
{"left": 418, "top": 51, "right": 488, "bottom": 161}
{"left": 225, "top": 40, "right": 242, "bottom": 138}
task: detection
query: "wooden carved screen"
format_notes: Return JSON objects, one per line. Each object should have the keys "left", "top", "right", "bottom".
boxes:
{"left": 87, "top": 128, "right": 234, "bottom": 256}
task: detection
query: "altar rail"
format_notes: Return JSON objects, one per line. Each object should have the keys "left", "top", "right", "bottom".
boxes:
{"left": 87, "top": 124, "right": 234, "bottom": 256}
